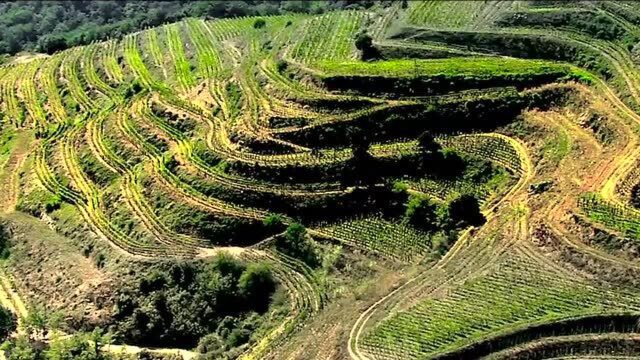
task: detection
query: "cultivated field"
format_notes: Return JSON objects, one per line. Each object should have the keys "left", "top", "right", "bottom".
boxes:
{"left": 1, "top": 1, "right": 640, "bottom": 359}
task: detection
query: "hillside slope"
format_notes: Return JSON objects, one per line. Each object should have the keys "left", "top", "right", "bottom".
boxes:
{"left": 1, "top": 1, "right": 640, "bottom": 359}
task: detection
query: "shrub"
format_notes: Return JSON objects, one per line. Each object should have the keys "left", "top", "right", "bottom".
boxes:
{"left": 238, "top": 263, "right": 276, "bottom": 313}
{"left": 355, "top": 33, "right": 372, "bottom": 51}
{"left": 404, "top": 195, "right": 439, "bottom": 231}
{"left": 263, "top": 213, "right": 284, "bottom": 230}
{"left": 449, "top": 194, "right": 486, "bottom": 227}
{"left": 417, "top": 131, "right": 441, "bottom": 154}
{"left": 276, "top": 59, "right": 288, "bottom": 72}
{"left": 113, "top": 254, "right": 277, "bottom": 348}
{"left": 276, "top": 223, "right": 319, "bottom": 267}
{"left": 355, "top": 32, "right": 377, "bottom": 60}
{"left": 44, "top": 194, "right": 62, "bottom": 213}
{"left": 253, "top": 18, "right": 266, "bottom": 29}
{"left": 632, "top": 184, "right": 640, "bottom": 209}
{"left": 0, "top": 305, "right": 16, "bottom": 340}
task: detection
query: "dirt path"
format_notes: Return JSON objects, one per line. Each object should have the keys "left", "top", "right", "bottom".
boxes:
{"left": 348, "top": 133, "right": 535, "bottom": 360}
{"left": 347, "top": 67, "right": 640, "bottom": 358}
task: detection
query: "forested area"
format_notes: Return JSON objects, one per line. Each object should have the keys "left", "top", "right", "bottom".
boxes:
{"left": 0, "top": 0, "right": 379, "bottom": 55}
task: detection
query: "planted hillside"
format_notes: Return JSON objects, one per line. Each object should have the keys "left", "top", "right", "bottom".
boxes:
{"left": 1, "top": 1, "right": 640, "bottom": 359}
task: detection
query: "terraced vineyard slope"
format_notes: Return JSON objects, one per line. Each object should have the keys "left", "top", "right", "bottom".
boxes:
{"left": 1, "top": 1, "right": 640, "bottom": 359}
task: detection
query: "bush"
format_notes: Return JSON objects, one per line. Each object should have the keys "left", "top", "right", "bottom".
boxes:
{"left": 276, "top": 223, "right": 319, "bottom": 267}
{"left": 44, "top": 194, "right": 62, "bottom": 213}
{"left": 355, "top": 32, "right": 377, "bottom": 60}
{"left": 112, "top": 254, "right": 277, "bottom": 349}
{"left": 238, "top": 263, "right": 276, "bottom": 313}
{"left": 404, "top": 195, "right": 439, "bottom": 231}
{"left": 0, "top": 305, "right": 16, "bottom": 340}
{"left": 263, "top": 213, "right": 284, "bottom": 230}
{"left": 197, "top": 333, "right": 225, "bottom": 354}
{"left": 417, "top": 131, "right": 441, "bottom": 154}
{"left": 355, "top": 32, "right": 372, "bottom": 51}
{"left": 253, "top": 18, "right": 266, "bottom": 29}
{"left": 632, "top": 184, "right": 640, "bottom": 209}
{"left": 436, "top": 149, "right": 465, "bottom": 177}
{"left": 449, "top": 194, "right": 486, "bottom": 227}
{"left": 36, "top": 34, "right": 67, "bottom": 54}
{"left": 276, "top": 59, "right": 288, "bottom": 72}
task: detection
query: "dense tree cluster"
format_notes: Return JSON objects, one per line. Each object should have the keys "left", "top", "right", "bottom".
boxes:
{"left": 112, "top": 254, "right": 277, "bottom": 350}
{"left": 0, "top": 1, "right": 379, "bottom": 55}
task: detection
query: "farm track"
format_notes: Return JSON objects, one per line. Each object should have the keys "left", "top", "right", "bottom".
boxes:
{"left": 348, "top": 131, "right": 535, "bottom": 360}
{"left": 344, "top": 3, "right": 640, "bottom": 359}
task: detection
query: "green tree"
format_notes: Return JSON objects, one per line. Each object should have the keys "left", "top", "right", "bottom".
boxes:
{"left": 417, "top": 131, "right": 441, "bottom": 154}
{"left": 238, "top": 263, "right": 276, "bottom": 313}
{"left": 253, "top": 18, "right": 266, "bottom": 29}
{"left": 404, "top": 195, "right": 439, "bottom": 231}
{"left": 276, "top": 223, "right": 318, "bottom": 267}
{"left": 0, "top": 305, "right": 15, "bottom": 340}
{"left": 36, "top": 34, "right": 67, "bottom": 54}
{"left": 449, "top": 194, "right": 486, "bottom": 227}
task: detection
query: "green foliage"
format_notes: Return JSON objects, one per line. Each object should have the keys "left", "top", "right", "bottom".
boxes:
{"left": 44, "top": 194, "right": 62, "bottom": 213}
{"left": 276, "top": 223, "right": 319, "bottom": 267}
{"left": 404, "top": 195, "right": 440, "bottom": 232}
{"left": 276, "top": 59, "right": 288, "bottom": 73}
{"left": 354, "top": 32, "right": 375, "bottom": 60}
{"left": 449, "top": 194, "right": 486, "bottom": 227}
{"left": 263, "top": 213, "right": 285, "bottom": 230}
{"left": 0, "top": 221, "right": 9, "bottom": 259}
{"left": 392, "top": 181, "right": 409, "bottom": 193}
{"left": 23, "top": 306, "right": 64, "bottom": 341}
{"left": 122, "top": 81, "right": 143, "bottom": 99}
{"left": 113, "top": 254, "right": 276, "bottom": 348}
{"left": 0, "top": 305, "right": 15, "bottom": 340}
{"left": 238, "top": 263, "right": 276, "bottom": 313}
{"left": 45, "top": 330, "right": 112, "bottom": 360}
{"left": 2, "top": 336, "right": 43, "bottom": 360}
{"left": 355, "top": 33, "right": 372, "bottom": 51}
{"left": 1, "top": 331, "right": 113, "bottom": 360}
{"left": 253, "top": 18, "right": 266, "bottom": 29}
{"left": 317, "top": 57, "right": 575, "bottom": 78}
{"left": 0, "top": 1, "right": 376, "bottom": 55}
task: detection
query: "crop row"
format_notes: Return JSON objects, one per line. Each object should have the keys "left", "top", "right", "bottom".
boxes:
{"left": 101, "top": 39, "right": 125, "bottom": 85}
{"left": 185, "top": 19, "right": 222, "bottom": 80}
{"left": 314, "top": 216, "right": 432, "bottom": 261}
{"left": 39, "top": 54, "right": 68, "bottom": 123}
{"left": 361, "top": 250, "right": 640, "bottom": 359}
{"left": 0, "top": 64, "right": 26, "bottom": 127}
{"left": 165, "top": 23, "right": 196, "bottom": 91}
{"left": 82, "top": 44, "right": 122, "bottom": 103}
{"left": 578, "top": 193, "right": 640, "bottom": 239}
{"left": 290, "top": 11, "right": 366, "bottom": 63}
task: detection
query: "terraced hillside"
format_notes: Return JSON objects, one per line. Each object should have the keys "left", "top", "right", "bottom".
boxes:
{"left": 2, "top": 1, "right": 640, "bottom": 359}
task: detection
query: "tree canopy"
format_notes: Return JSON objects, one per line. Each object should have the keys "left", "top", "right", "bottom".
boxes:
{"left": 0, "top": 1, "right": 379, "bottom": 55}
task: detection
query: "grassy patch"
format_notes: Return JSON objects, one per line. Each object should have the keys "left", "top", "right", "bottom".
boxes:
{"left": 541, "top": 128, "right": 571, "bottom": 164}
{"left": 315, "top": 57, "right": 576, "bottom": 78}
